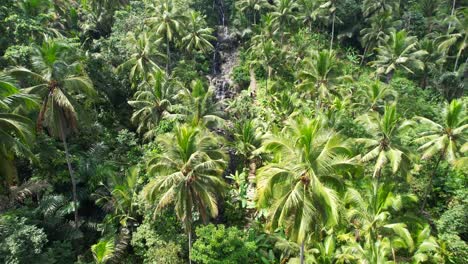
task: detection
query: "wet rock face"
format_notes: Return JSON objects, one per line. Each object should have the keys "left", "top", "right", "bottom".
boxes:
{"left": 210, "top": 26, "right": 239, "bottom": 101}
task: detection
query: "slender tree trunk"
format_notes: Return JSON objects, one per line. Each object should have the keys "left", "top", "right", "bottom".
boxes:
{"left": 37, "top": 88, "right": 55, "bottom": 132}
{"left": 59, "top": 116, "right": 79, "bottom": 228}
{"left": 300, "top": 240, "right": 305, "bottom": 264}
{"left": 188, "top": 229, "right": 192, "bottom": 264}
{"left": 360, "top": 43, "right": 369, "bottom": 66}
{"left": 166, "top": 37, "right": 171, "bottom": 74}
{"left": 330, "top": 12, "right": 336, "bottom": 51}
{"left": 421, "top": 154, "right": 443, "bottom": 211}
{"left": 249, "top": 65, "right": 257, "bottom": 99}
{"left": 448, "top": 0, "right": 456, "bottom": 31}
{"left": 385, "top": 70, "right": 394, "bottom": 83}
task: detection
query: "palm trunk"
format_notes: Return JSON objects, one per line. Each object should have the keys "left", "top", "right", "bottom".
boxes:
{"left": 420, "top": 154, "right": 443, "bottom": 211}
{"left": 59, "top": 116, "right": 79, "bottom": 228}
{"left": 329, "top": 12, "right": 335, "bottom": 51}
{"left": 300, "top": 240, "right": 305, "bottom": 264}
{"left": 448, "top": 0, "right": 456, "bottom": 31}
{"left": 166, "top": 37, "right": 171, "bottom": 74}
{"left": 249, "top": 66, "right": 257, "bottom": 99}
{"left": 37, "top": 89, "right": 54, "bottom": 132}
{"left": 360, "top": 43, "right": 369, "bottom": 66}
{"left": 385, "top": 70, "right": 394, "bottom": 83}
{"left": 188, "top": 229, "right": 192, "bottom": 264}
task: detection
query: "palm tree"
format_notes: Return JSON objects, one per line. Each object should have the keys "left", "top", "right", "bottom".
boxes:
{"left": 413, "top": 99, "right": 467, "bottom": 210}
{"left": 362, "top": 0, "right": 399, "bottom": 18}
{"left": 371, "top": 30, "right": 427, "bottom": 83}
{"left": 344, "top": 182, "right": 417, "bottom": 263}
{"left": 10, "top": 38, "right": 95, "bottom": 228}
{"left": 96, "top": 167, "right": 140, "bottom": 227}
{"left": 235, "top": 0, "right": 271, "bottom": 25}
{"left": 176, "top": 79, "right": 224, "bottom": 127}
{"left": 296, "top": 50, "right": 345, "bottom": 101}
{"left": 91, "top": 238, "right": 115, "bottom": 264}
{"left": 271, "top": 0, "right": 299, "bottom": 43}
{"left": 438, "top": 8, "right": 467, "bottom": 71}
{"left": 128, "top": 70, "right": 177, "bottom": 140}
{"left": 355, "top": 104, "right": 412, "bottom": 179}
{"left": 118, "top": 32, "right": 165, "bottom": 85}
{"left": 147, "top": 0, "right": 185, "bottom": 73}
{"left": 181, "top": 11, "right": 216, "bottom": 55}
{"left": 0, "top": 73, "right": 37, "bottom": 195}
{"left": 257, "top": 117, "right": 355, "bottom": 263}
{"left": 319, "top": 0, "right": 340, "bottom": 51}
{"left": 143, "top": 125, "right": 227, "bottom": 264}
{"left": 232, "top": 120, "right": 263, "bottom": 187}
{"left": 418, "top": 38, "right": 445, "bottom": 89}
{"left": 249, "top": 38, "right": 284, "bottom": 93}
{"left": 355, "top": 81, "right": 397, "bottom": 112}
{"left": 297, "top": 0, "right": 323, "bottom": 32}
{"left": 360, "top": 12, "right": 400, "bottom": 64}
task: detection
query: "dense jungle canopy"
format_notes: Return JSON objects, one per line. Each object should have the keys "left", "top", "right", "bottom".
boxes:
{"left": 0, "top": 0, "right": 467, "bottom": 263}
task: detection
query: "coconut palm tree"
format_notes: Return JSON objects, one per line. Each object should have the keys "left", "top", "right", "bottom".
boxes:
{"left": 91, "top": 238, "right": 115, "bottom": 264}
{"left": 128, "top": 70, "right": 177, "bottom": 140}
{"left": 438, "top": 8, "right": 467, "bottom": 71}
{"left": 143, "top": 125, "right": 227, "bottom": 264}
{"left": 413, "top": 99, "right": 467, "bottom": 210}
{"left": 95, "top": 167, "right": 140, "bottom": 227}
{"left": 297, "top": 0, "right": 323, "bottom": 32}
{"left": 296, "top": 49, "right": 347, "bottom": 101}
{"left": 0, "top": 73, "right": 37, "bottom": 195}
{"left": 355, "top": 104, "right": 412, "bottom": 179}
{"left": 10, "top": 38, "right": 95, "bottom": 228}
{"left": 360, "top": 12, "right": 401, "bottom": 64}
{"left": 118, "top": 32, "right": 165, "bottom": 85}
{"left": 232, "top": 120, "right": 263, "bottom": 186}
{"left": 344, "top": 182, "right": 417, "bottom": 263}
{"left": 418, "top": 38, "right": 446, "bottom": 89}
{"left": 371, "top": 30, "right": 427, "bottom": 83}
{"left": 235, "top": 0, "right": 271, "bottom": 25}
{"left": 147, "top": 0, "right": 185, "bottom": 73}
{"left": 355, "top": 81, "right": 397, "bottom": 112}
{"left": 176, "top": 79, "right": 224, "bottom": 127}
{"left": 257, "top": 117, "right": 355, "bottom": 263}
{"left": 181, "top": 11, "right": 216, "bottom": 54}
{"left": 362, "top": 0, "right": 399, "bottom": 18}
{"left": 271, "top": 0, "right": 299, "bottom": 43}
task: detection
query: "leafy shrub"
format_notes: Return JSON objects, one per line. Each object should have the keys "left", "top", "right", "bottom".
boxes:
{"left": 0, "top": 216, "right": 48, "bottom": 264}
{"left": 191, "top": 224, "right": 257, "bottom": 264}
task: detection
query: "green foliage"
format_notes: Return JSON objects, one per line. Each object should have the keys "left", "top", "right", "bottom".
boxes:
{"left": 191, "top": 224, "right": 257, "bottom": 264}
{"left": 0, "top": 216, "right": 48, "bottom": 264}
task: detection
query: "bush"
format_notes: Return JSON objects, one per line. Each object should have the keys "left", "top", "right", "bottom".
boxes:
{"left": 191, "top": 224, "right": 257, "bottom": 264}
{"left": 0, "top": 216, "right": 48, "bottom": 264}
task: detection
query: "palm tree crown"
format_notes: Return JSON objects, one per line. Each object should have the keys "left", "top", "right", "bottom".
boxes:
{"left": 257, "top": 117, "right": 354, "bottom": 245}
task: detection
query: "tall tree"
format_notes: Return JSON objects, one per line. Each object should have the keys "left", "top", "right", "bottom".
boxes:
{"left": 438, "top": 8, "right": 467, "bottom": 71}
{"left": 176, "top": 79, "right": 224, "bottom": 127}
{"left": 355, "top": 104, "right": 412, "bottom": 178}
{"left": 0, "top": 73, "right": 37, "bottom": 195}
{"left": 235, "top": 0, "right": 271, "bottom": 25}
{"left": 371, "top": 30, "right": 427, "bottom": 82}
{"left": 128, "top": 70, "right": 177, "bottom": 140}
{"left": 118, "top": 32, "right": 165, "bottom": 85}
{"left": 413, "top": 99, "right": 467, "bottom": 210}
{"left": 181, "top": 11, "right": 216, "bottom": 54}
{"left": 257, "top": 117, "right": 354, "bottom": 263}
{"left": 297, "top": 49, "right": 346, "bottom": 101}
{"left": 271, "top": 0, "right": 299, "bottom": 43}
{"left": 147, "top": 0, "right": 185, "bottom": 73}
{"left": 10, "top": 38, "right": 95, "bottom": 228}
{"left": 360, "top": 12, "right": 400, "bottom": 64}
{"left": 143, "top": 125, "right": 227, "bottom": 263}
